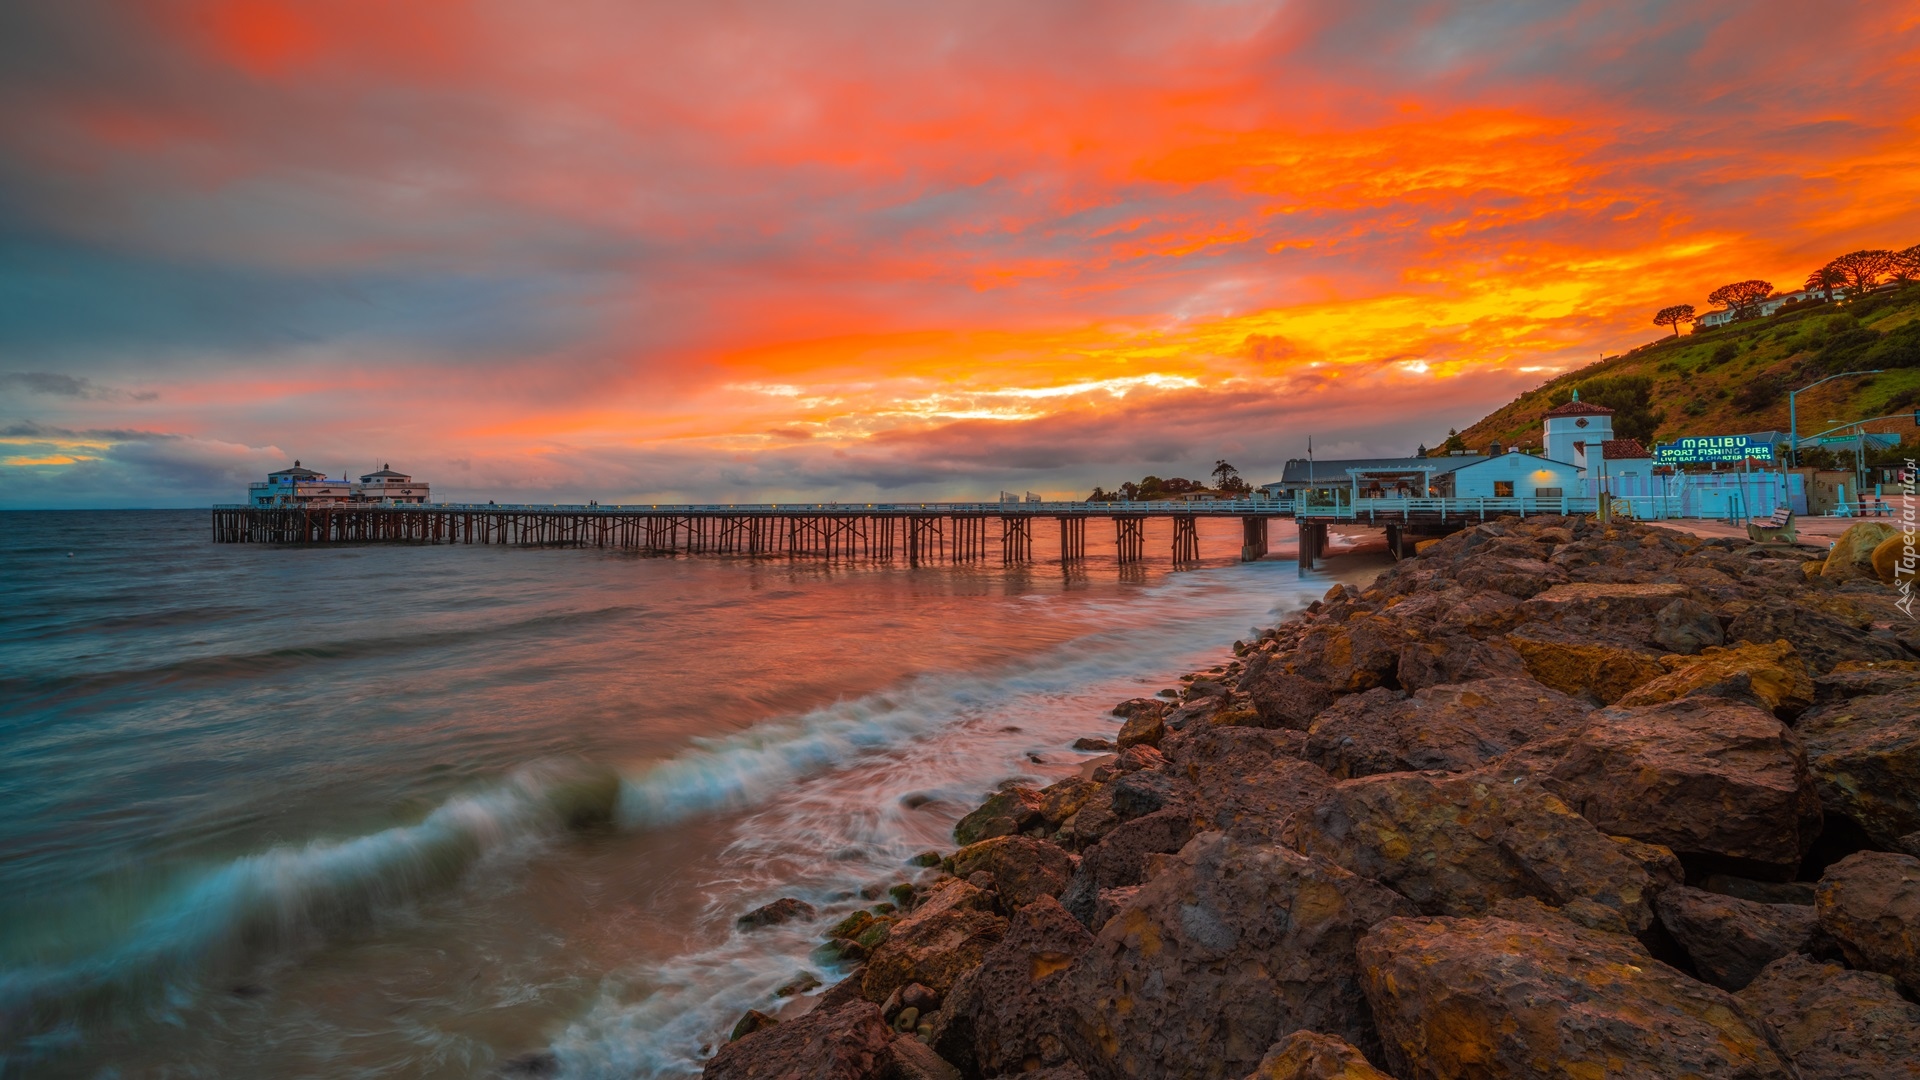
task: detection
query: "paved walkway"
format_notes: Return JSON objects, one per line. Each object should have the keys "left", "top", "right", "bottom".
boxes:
{"left": 1656, "top": 514, "right": 1909, "bottom": 545}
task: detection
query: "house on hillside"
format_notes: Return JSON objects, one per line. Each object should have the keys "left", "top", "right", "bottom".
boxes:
{"left": 1696, "top": 288, "right": 1827, "bottom": 329}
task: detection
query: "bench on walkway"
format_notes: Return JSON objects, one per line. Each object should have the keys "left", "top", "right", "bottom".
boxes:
{"left": 1747, "top": 508, "right": 1796, "bottom": 545}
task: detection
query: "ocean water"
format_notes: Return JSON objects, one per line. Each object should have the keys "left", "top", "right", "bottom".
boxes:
{"left": 0, "top": 509, "right": 1361, "bottom": 1077}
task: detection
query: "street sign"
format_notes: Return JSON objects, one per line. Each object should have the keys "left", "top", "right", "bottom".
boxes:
{"left": 1819, "top": 434, "right": 1862, "bottom": 444}
{"left": 1652, "top": 435, "right": 1776, "bottom": 464}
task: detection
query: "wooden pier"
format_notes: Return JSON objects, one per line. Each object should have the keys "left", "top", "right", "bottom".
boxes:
{"left": 211, "top": 500, "right": 1298, "bottom": 566}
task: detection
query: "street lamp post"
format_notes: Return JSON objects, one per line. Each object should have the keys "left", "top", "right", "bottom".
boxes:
{"left": 1790, "top": 370, "right": 1883, "bottom": 467}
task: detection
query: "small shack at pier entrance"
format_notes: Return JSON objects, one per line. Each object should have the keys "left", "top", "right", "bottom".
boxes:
{"left": 1445, "top": 451, "right": 1583, "bottom": 499}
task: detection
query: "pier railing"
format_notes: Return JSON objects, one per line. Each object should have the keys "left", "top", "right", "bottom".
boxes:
{"left": 1293, "top": 495, "right": 1600, "bottom": 520}
{"left": 215, "top": 499, "right": 1299, "bottom": 515}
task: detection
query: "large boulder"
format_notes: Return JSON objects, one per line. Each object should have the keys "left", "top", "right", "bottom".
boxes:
{"left": 1038, "top": 777, "right": 1101, "bottom": 831}
{"left": 1654, "top": 597, "right": 1727, "bottom": 654}
{"left": 1516, "top": 581, "right": 1693, "bottom": 649}
{"left": 1115, "top": 710, "right": 1165, "bottom": 749}
{"left": 1187, "top": 755, "right": 1334, "bottom": 844}
{"left": 1653, "top": 885, "right": 1818, "bottom": 990}
{"left": 1871, "top": 533, "right": 1911, "bottom": 583}
{"left": 1244, "top": 1031, "right": 1396, "bottom": 1080}
{"left": 931, "top": 896, "right": 1092, "bottom": 1078}
{"left": 1061, "top": 833, "right": 1416, "bottom": 1079}
{"left": 702, "top": 1001, "right": 896, "bottom": 1080}
{"left": 1304, "top": 677, "right": 1589, "bottom": 778}
{"left": 862, "top": 880, "right": 1008, "bottom": 1003}
{"left": 1814, "top": 659, "right": 1920, "bottom": 701}
{"left": 1507, "top": 626, "right": 1668, "bottom": 703}
{"left": 1615, "top": 639, "right": 1814, "bottom": 718}
{"left": 1358, "top": 913, "right": 1791, "bottom": 1080}
{"left": 1394, "top": 631, "right": 1528, "bottom": 692}
{"left": 1280, "top": 771, "right": 1653, "bottom": 931}
{"left": 1288, "top": 617, "right": 1408, "bottom": 693}
{"left": 1815, "top": 851, "right": 1920, "bottom": 995}
{"left": 1056, "top": 807, "right": 1193, "bottom": 928}
{"left": 1822, "top": 522, "right": 1900, "bottom": 582}
{"left": 1725, "top": 600, "right": 1907, "bottom": 674}
{"left": 1452, "top": 556, "right": 1569, "bottom": 599}
{"left": 1738, "top": 953, "right": 1920, "bottom": 1079}
{"left": 1542, "top": 696, "right": 1823, "bottom": 869}
{"left": 954, "top": 787, "right": 1045, "bottom": 846}
{"left": 1238, "top": 653, "right": 1338, "bottom": 729}
{"left": 950, "top": 836, "right": 1077, "bottom": 909}
{"left": 1797, "top": 690, "right": 1920, "bottom": 848}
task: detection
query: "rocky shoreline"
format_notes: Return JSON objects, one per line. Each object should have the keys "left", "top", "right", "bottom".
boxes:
{"left": 703, "top": 516, "right": 1920, "bottom": 1080}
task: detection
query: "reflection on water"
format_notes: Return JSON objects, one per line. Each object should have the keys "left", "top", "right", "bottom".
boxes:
{"left": 0, "top": 509, "right": 1363, "bottom": 1076}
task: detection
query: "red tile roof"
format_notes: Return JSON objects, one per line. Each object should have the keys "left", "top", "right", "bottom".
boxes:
{"left": 1544, "top": 399, "right": 1615, "bottom": 418}
{"left": 1600, "top": 438, "right": 1650, "bottom": 459}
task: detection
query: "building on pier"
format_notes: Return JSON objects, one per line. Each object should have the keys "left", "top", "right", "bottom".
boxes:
{"left": 355, "top": 465, "right": 431, "bottom": 504}
{"left": 248, "top": 462, "right": 430, "bottom": 506}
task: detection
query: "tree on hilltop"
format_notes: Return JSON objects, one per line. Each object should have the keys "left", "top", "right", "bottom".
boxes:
{"left": 1892, "top": 245, "right": 1920, "bottom": 285}
{"left": 1441, "top": 429, "right": 1467, "bottom": 454}
{"left": 1805, "top": 266, "right": 1840, "bottom": 303}
{"left": 1825, "top": 250, "right": 1896, "bottom": 297}
{"left": 1653, "top": 304, "right": 1696, "bottom": 337}
{"left": 1706, "top": 280, "right": 1773, "bottom": 320}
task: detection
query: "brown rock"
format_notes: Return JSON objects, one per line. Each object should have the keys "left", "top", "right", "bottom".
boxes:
{"left": 1726, "top": 599, "right": 1906, "bottom": 674}
{"left": 1615, "top": 639, "right": 1814, "bottom": 718}
{"left": 1305, "top": 677, "right": 1589, "bottom": 778}
{"left": 703, "top": 1001, "right": 896, "bottom": 1080}
{"left": 1738, "top": 953, "right": 1920, "bottom": 1079}
{"left": 1289, "top": 617, "right": 1408, "bottom": 693}
{"left": 1057, "top": 807, "right": 1194, "bottom": 928}
{"left": 930, "top": 896, "right": 1092, "bottom": 1078}
{"left": 1280, "top": 771, "right": 1653, "bottom": 931}
{"left": 1653, "top": 885, "right": 1818, "bottom": 990}
{"left": 862, "top": 880, "right": 1008, "bottom": 1004}
{"left": 1815, "top": 659, "right": 1920, "bottom": 700}
{"left": 1798, "top": 689, "right": 1920, "bottom": 848}
{"left": 954, "top": 787, "right": 1044, "bottom": 846}
{"left": 1061, "top": 833, "right": 1416, "bottom": 1079}
{"left": 1518, "top": 581, "right": 1692, "bottom": 645}
{"left": 1507, "top": 627, "right": 1668, "bottom": 703}
{"left": 1358, "top": 914, "right": 1791, "bottom": 1080}
{"left": 1871, "top": 533, "right": 1910, "bottom": 584}
{"left": 1394, "top": 633, "right": 1527, "bottom": 692}
{"left": 1544, "top": 696, "right": 1823, "bottom": 868}
{"left": 1037, "top": 777, "right": 1100, "bottom": 829}
{"left": 1110, "top": 698, "right": 1167, "bottom": 723}
{"left": 986, "top": 1066, "right": 1087, "bottom": 1080}
{"left": 882, "top": 1035, "right": 962, "bottom": 1080}
{"left": 1243, "top": 1030, "right": 1396, "bottom": 1080}
{"left": 1187, "top": 754, "right": 1335, "bottom": 844}
{"left": 1452, "top": 555, "right": 1570, "bottom": 599}
{"left": 1823, "top": 522, "right": 1900, "bottom": 582}
{"left": 737, "top": 897, "right": 817, "bottom": 929}
{"left": 1654, "top": 596, "right": 1728, "bottom": 654}
{"left": 1236, "top": 657, "right": 1337, "bottom": 729}
{"left": 949, "top": 836, "right": 1077, "bottom": 909}
{"left": 1815, "top": 850, "right": 1920, "bottom": 995}
{"left": 729, "top": 1009, "right": 780, "bottom": 1041}
{"left": 1115, "top": 710, "right": 1165, "bottom": 749}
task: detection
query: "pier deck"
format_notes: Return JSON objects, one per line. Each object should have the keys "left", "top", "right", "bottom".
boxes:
{"left": 211, "top": 500, "right": 1294, "bottom": 565}
{"left": 214, "top": 493, "right": 1612, "bottom": 567}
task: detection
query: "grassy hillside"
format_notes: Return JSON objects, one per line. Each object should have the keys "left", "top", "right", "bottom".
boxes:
{"left": 1448, "top": 288, "right": 1920, "bottom": 458}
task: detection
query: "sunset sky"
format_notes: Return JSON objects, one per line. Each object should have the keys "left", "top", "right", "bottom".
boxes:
{"left": 3, "top": 1, "right": 1918, "bottom": 507}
